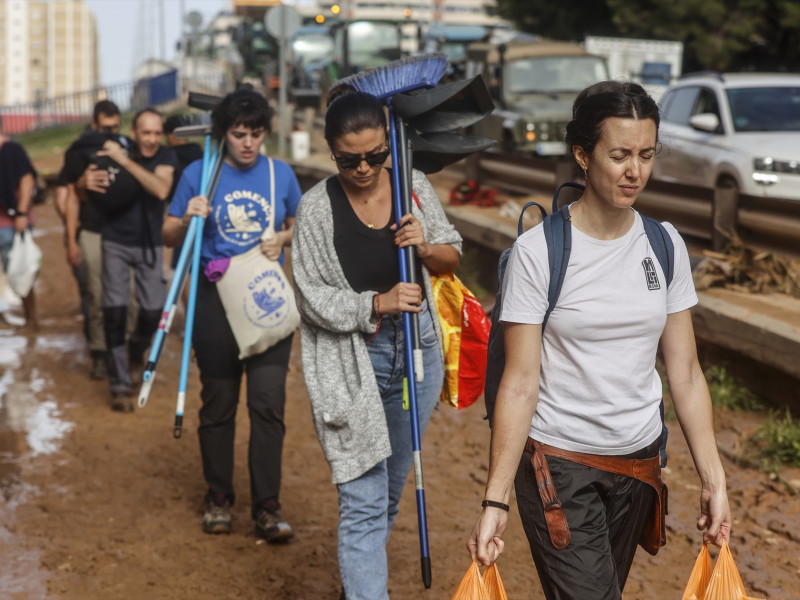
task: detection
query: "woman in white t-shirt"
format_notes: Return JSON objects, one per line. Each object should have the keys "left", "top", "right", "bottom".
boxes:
{"left": 468, "top": 81, "right": 731, "bottom": 599}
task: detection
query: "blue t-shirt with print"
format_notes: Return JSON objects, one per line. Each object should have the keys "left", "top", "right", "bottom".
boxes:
{"left": 169, "top": 154, "right": 302, "bottom": 267}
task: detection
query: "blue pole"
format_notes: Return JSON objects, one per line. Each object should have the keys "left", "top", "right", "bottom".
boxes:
{"left": 137, "top": 136, "right": 213, "bottom": 408}
{"left": 388, "top": 107, "right": 431, "bottom": 589}
{"left": 174, "top": 139, "right": 221, "bottom": 438}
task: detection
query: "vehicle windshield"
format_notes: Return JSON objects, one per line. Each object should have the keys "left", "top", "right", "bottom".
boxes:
{"left": 507, "top": 56, "right": 608, "bottom": 94}
{"left": 727, "top": 86, "right": 800, "bottom": 132}
{"left": 347, "top": 22, "right": 401, "bottom": 68}
{"left": 292, "top": 33, "right": 334, "bottom": 65}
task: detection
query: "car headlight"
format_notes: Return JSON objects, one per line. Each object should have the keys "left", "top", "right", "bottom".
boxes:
{"left": 754, "top": 157, "right": 800, "bottom": 174}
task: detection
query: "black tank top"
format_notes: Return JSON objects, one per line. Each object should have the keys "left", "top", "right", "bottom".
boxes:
{"left": 329, "top": 175, "right": 423, "bottom": 294}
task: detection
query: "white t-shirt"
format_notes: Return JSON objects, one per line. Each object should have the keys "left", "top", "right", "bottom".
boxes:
{"left": 500, "top": 209, "right": 698, "bottom": 455}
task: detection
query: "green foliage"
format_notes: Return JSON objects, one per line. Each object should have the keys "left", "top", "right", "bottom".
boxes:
{"left": 494, "top": 0, "right": 800, "bottom": 74}
{"left": 754, "top": 408, "right": 800, "bottom": 468}
{"left": 705, "top": 365, "right": 764, "bottom": 411}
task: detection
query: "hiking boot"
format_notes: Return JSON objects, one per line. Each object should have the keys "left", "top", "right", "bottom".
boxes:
{"left": 110, "top": 390, "right": 134, "bottom": 413}
{"left": 255, "top": 507, "right": 294, "bottom": 543}
{"left": 90, "top": 352, "right": 108, "bottom": 380}
{"left": 203, "top": 493, "right": 232, "bottom": 534}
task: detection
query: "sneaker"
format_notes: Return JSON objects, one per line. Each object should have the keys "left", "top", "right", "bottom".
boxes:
{"left": 110, "top": 390, "right": 134, "bottom": 413}
{"left": 90, "top": 352, "right": 108, "bottom": 380}
{"left": 203, "top": 493, "right": 232, "bottom": 534}
{"left": 255, "top": 507, "right": 294, "bottom": 543}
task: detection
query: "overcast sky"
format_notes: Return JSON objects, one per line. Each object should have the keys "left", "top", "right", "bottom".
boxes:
{"left": 85, "top": 0, "right": 229, "bottom": 85}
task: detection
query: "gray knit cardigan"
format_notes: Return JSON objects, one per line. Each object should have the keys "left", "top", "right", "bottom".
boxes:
{"left": 291, "top": 170, "right": 463, "bottom": 484}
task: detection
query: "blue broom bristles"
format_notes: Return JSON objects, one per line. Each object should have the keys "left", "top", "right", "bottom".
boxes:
{"left": 336, "top": 53, "right": 449, "bottom": 100}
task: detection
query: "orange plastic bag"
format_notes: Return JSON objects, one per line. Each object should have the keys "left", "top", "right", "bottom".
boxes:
{"left": 450, "top": 560, "right": 489, "bottom": 600}
{"left": 483, "top": 563, "right": 509, "bottom": 600}
{"left": 681, "top": 544, "right": 712, "bottom": 600}
{"left": 450, "top": 560, "right": 508, "bottom": 600}
{"left": 682, "top": 540, "right": 764, "bottom": 600}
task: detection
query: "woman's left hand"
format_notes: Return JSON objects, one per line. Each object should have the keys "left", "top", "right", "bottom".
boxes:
{"left": 260, "top": 230, "right": 287, "bottom": 261}
{"left": 392, "top": 213, "right": 432, "bottom": 259}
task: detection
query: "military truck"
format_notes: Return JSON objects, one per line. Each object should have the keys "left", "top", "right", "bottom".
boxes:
{"left": 465, "top": 39, "right": 609, "bottom": 156}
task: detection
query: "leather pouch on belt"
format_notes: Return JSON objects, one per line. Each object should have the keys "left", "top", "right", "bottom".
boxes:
{"left": 530, "top": 440, "right": 570, "bottom": 549}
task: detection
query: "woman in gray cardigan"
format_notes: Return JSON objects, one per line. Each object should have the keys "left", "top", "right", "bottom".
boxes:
{"left": 292, "top": 91, "right": 462, "bottom": 600}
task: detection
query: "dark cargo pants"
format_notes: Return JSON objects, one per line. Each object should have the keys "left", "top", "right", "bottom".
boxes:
{"left": 102, "top": 239, "right": 165, "bottom": 394}
{"left": 515, "top": 436, "right": 660, "bottom": 600}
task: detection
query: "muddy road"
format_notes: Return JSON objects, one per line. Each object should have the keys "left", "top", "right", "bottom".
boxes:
{"left": 1, "top": 201, "right": 799, "bottom": 599}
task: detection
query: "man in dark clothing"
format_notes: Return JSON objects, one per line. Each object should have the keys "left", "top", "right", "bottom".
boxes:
{"left": 93, "top": 107, "right": 176, "bottom": 411}
{"left": 0, "top": 133, "right": 37, "bottom": 329}
{"left": 61, "top": 101, "right": 126, "bottom": 378}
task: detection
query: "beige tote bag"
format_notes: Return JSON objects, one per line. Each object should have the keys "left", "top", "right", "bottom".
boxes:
{"left": 216, "top": 157, "right": 300, "bottom": 358}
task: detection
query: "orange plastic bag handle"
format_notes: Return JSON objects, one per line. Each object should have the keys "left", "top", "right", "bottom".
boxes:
{"left": 450, "top": 560, "right": 490, "bottom": 600}
{"left": 704, "top": 540, "right": 764, "bottom": 600}
{"left": 483, "top": 562, "right": 509, "bottom": 600}
{"left": 681, "top": 543, "right": 712, "bottom": 600}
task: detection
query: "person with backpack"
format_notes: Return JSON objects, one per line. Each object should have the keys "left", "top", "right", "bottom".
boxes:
{"left": 163, "top": 88, "right": 301, "bottom": 542}
{"left": 291, "top": 91, "right": 462, "bottom": 600}
{"left": 467, "top": 81, "right": 731, "bottom": 599}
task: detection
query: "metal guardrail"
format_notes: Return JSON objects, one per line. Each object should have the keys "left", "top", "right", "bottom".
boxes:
{"left": 475, "top": 150, "right": 800, "bottom": 261}
{"left": 0, "top": 74, "right": 233, "bottom": 135}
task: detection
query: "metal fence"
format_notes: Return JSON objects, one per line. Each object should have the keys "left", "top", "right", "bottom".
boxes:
{"left": 0, "top": 71, "right": 235, "bottom": 135}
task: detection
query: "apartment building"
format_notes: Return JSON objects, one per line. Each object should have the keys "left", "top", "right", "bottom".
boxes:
{"left": 0, "top": 0, "right": 98, "bottom": 106}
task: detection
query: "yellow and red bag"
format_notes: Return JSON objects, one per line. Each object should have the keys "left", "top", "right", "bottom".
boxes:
{"left": 432, "top": 272, "right": 491, "bottom": 409}
{"left": 682, "top": 540, "right": 764, "bottom": 600}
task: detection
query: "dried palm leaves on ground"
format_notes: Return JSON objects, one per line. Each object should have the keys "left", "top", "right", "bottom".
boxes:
{"left": 692, "top": 235, "right": 800, "bottom": 299}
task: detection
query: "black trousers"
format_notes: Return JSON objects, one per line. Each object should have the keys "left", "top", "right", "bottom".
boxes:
{"left": 515, "top": 436, "right": 660, "bottom": 600}
{"left": 193, "top": 276, "right": 293, "bottom": 519}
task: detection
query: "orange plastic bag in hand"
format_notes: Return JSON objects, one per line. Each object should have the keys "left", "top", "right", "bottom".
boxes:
{"left": 483, "top": 563, "right": 509, "bottom": 600}
{"left": 704, "top": 540, "right": 764, "bottom": 600}
{"left": 450, "top": 560, "right": 489, "bottom": 600}
{"left": 681, "top": 543, "right": 712, "bottom": 600}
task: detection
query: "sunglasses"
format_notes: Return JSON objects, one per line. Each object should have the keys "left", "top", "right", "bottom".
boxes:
{"left": 332, "top": 149, "right": 391, "bottom": 170}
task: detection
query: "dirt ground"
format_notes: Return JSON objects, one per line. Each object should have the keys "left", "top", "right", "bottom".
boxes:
{"left": 2, "top": 199, "right": 800, "bottom": 600}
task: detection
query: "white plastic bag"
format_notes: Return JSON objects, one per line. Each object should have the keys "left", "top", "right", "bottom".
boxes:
{"left": 6, "top": 231, "right": 42, "bottom": 297}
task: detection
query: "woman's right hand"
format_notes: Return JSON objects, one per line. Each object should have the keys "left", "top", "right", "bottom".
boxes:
{"left": 378, "top": 282, "right": 423, "bottom": 314}
{"left": 183, "top": 195, "right": 211, "bottom": 226}
{"left": 467, "top": 508, "right": 507, "bottom": 567}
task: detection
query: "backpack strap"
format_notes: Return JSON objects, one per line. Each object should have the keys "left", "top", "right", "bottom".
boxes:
{"left": 542, "top": 205, "right": 571, "bottom": 330}
{"left": 641, "top": 215, "right": 674, "bottom": 288}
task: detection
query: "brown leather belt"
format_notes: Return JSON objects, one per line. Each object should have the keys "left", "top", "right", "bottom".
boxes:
{"left": 524, "top": 437, "right": 668, "bottom": 554}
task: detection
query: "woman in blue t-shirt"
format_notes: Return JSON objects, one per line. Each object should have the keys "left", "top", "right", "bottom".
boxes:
{"left": 163, "top": 88, "right": 301, "bottom": 542}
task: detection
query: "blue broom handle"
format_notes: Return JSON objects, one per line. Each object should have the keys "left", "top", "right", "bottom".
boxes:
{"left": 138, "top": 136, "right": 215, "bottom": 408}
{"left": 394, "top": 113, "right": 424, "bottom": 384}
{"left": 175, "top": 139, "right": 221, "bottom": 438}
{"left": 389, "top": 108, "right": 432, "bottom": 589}
{"left": 138, "top": 218, "right": 196, "bottom": 407}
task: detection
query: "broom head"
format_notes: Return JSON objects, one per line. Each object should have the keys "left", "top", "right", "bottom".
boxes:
{"left": 334, "top": 53, "right": 449, "bottom": 100}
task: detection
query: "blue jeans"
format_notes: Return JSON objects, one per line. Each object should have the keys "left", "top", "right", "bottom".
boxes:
{"left": 337, "top": 301, "right": 443, "bottom": 600}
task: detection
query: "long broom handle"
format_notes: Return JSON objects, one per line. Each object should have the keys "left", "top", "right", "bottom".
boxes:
{"left": 137, "top": 138, "right": 216, "bottom": 409}
{"left": 395, "top": 116, "right": 424, "bottom": 384}
{"left": 174, "top": 140, "right": 225, "bottom": 439}
{"left": 138, "top": 221, "right": 195, "bottom": 408}
{"left": 389, "top": 108, "right": 432, "bottom": 589}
